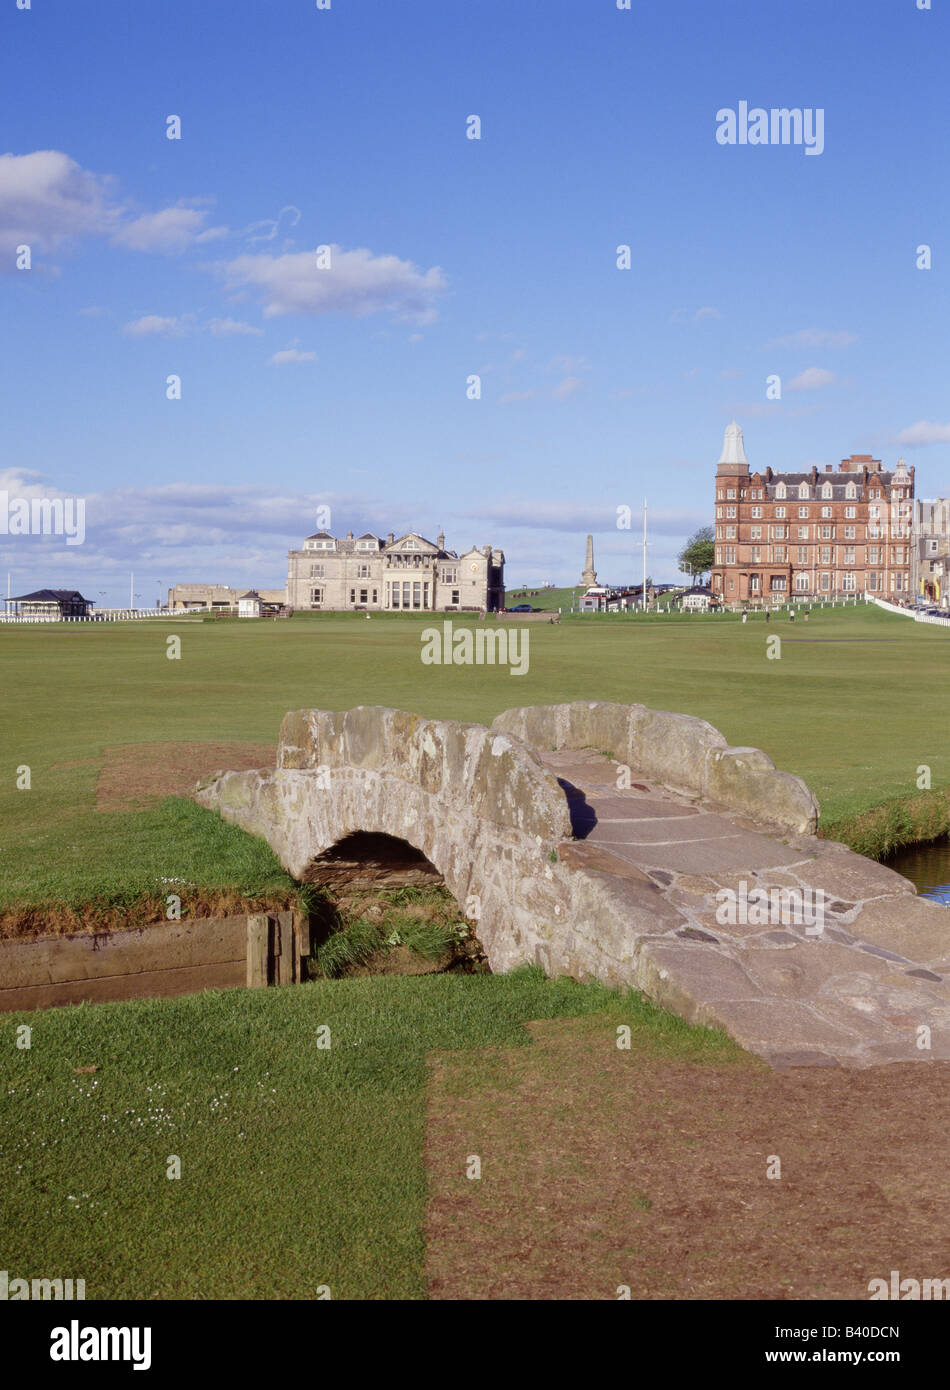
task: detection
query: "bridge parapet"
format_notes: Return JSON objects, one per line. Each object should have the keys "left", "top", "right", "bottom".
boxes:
{"left": 491, "top": 701, "right": 818, "bottom": 834}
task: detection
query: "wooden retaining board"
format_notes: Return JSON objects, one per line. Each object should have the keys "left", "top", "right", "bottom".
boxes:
{"left": 0, "top": 915, "right": 248, "bottom": 1013}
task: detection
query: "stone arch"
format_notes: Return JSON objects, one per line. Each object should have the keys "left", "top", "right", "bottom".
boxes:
{"left": 194, "top": 705, "right": 573, "bottom": 967}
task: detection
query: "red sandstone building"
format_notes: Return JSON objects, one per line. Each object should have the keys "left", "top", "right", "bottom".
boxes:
{"left": 710, "top": 423, "right": 914, "bottom": 605}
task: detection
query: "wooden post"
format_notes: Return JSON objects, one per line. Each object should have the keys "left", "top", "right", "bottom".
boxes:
{"left": 275, "top": 910, "right": 296, "bottom": 986}
{"left": 293, "top": 911, "right": 311, "bottom": 983}
{"left": 246, "top": 914, "right": 269, "bottom": 988}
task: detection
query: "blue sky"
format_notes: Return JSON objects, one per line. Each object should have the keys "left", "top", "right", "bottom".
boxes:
{"left": 1, "top": 0, "right": 947, "bottom": 604}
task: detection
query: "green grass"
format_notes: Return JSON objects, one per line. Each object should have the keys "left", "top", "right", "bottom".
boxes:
{"left": 1, "top": 602, "right": 949, "bottom": 911}
{"left": 0, "top": 970, "right": 745, "bottom": 1299}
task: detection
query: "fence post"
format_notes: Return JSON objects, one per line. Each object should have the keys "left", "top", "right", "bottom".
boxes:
{"left": 246, "top": 914, "right": 269, "bottom": 988}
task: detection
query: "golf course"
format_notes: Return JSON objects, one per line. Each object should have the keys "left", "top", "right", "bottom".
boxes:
{"left": 2, "top": 600, "right": 949, "bottom": 1300}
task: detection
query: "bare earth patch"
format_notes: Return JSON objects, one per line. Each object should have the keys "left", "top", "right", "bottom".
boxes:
{"left": 95, "top": 741, "right": 276, "bottom": 812}
{"left": 425, "top": 1017, "right": 950, "bottom": 1300}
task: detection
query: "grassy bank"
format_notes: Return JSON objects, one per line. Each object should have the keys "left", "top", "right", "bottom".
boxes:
{"left": 0, "top": 970, "right": 745, "bottom": 1299}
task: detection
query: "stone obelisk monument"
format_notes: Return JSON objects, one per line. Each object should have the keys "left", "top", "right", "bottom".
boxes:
{"left": 580, "top": 534, "right": 598, "bottom": 587}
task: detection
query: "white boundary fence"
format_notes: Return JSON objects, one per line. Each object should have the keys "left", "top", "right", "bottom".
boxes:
{"left": 0, "top": 609, "right": 169, "bottom": 624}
{"left": 865, "top": 595, "right": 950, "bottom": 628}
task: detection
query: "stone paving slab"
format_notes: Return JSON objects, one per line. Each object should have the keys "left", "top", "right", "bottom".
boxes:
{"left": 542, "top": 750, "right": 950, "bottom": 1070}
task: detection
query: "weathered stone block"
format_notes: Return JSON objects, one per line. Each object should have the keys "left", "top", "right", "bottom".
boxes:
{"left": 703, "top": 745, "right": 818, "bottom": 834}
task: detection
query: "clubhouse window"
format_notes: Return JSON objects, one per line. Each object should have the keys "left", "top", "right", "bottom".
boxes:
{"left": 310, "top": 587, "right": 323, "bottom": 607}
{"left": 309, "top": 564, "right": 325, "bottom": 578}
{"left": 842, "top": 573, "right": 856, "bottom": 591}
{"left": 769, "top": 576, "right": 787, "bottom": 592}
{"left": 360, "top": 589, "right": 368, "bottom": 604}
{"left": 749, "top": 575, "right": 760, "bottom": 592}
{"left": 798, "top": 507, "right": 809, "bottom": 518}
{"left": 751, "top": 506, "right": 762, "bottom": 518}
{"left": 726, "top": 506, "right": 737, "bottom": 518}
{"left": 775, "top": 507, "right": 787, "bottom": 519}
{"left": 451, "top": 589, "right": 460, "bottom": 605}
{"left": 797, "top": 526, "right": 809, "bottom": 539}
{"left": 794, "top": 575, "right": 810, "bottom": 592}
{"left": 821, "top": 506, "right": 832, "bottom": 518}
{"left": 797, "top": 548, "right": 809, "bottom": 564}
{"left": 750, "top": 526, "right": 762, "bottom": 540}
{"left": 820, "top": 574, "right": 830, "bottom": 590}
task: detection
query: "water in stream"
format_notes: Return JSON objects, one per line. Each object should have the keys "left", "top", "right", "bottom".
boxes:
{"left": 884, "top": 839, "right": 950, "bottom": 906}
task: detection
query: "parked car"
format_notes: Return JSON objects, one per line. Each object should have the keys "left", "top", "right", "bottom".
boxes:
{"left": 509, "top": 603, "right": 533, "bottom": 612}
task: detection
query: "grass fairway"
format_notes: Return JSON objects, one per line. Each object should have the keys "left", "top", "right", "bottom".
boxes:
{"left": 1, "top": 602, "right": 948, "bottom": 908}
{"left": 0, "top": 971, "right": 744, "bottom": 1299}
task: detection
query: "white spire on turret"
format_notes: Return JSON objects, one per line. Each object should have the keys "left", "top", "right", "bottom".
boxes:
{"left": 718, "top": 420, "right": 748, "bottom": 466}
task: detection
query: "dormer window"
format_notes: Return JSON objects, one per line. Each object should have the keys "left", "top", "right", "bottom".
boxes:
{"left": 798, "top": 483, "right": 809, "bottom": 499}
{"left": 775, "top": 483, "right": 786, "bottom": 499}
{"left": 822, "top": 483, "right": 833, "bottom": 499}
{"left": 845, "top": 483, "right": 857, "bottom": 499}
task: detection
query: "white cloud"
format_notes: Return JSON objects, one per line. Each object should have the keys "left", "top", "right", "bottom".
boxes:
{"left": 123, "top": 314, "right": 195, "bottom": 338}
{"left": 208, "top": 317, "right": 262, "bottom": 337}
{"left": 770, "top": 328, "right": 858, "bottom": 349}
{"left": 551, "top": 376, "right": 582, "bottom": 400}
{"left": 223, "top": 244, "right": 447, "bottom": 322}
{"left": 894, "top": 420, "right": 950, "bottom": 447}
{"left": 0, "top": 150, "right": 117, "bottom": 254}
{"left": 462, "top": 499, "right": 706, "bottom": 536}
{"left": 112, "top": 206, "right": 208, "bottom": 254}
{"left": 670, "top": 306, "right": 721, "bottom": 324}
{"left": 787, "top": 366, "right": 836, "bottom": 391}
{"left": 269, "top": 347, "right": 317, "bottom": 366}
{"left": 0, "top": 150, "right": 216, "bottom": 265}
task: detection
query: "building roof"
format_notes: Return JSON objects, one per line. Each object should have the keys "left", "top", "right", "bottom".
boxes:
{"left": 237, "top": 591, "right": 260, "bottom": 600}
{"left": 718, "top": 421, "right": 748, "bottom": 466}
{"left": 9, "top": 588, "right": 91, "bottom": 603}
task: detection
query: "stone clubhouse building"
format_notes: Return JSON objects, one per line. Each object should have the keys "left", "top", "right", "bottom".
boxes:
{"left": 285, "top": 530, "right": 506, "bottom": 613}
{"left": 711, "top": 422, "right": 914, "bottom": 604}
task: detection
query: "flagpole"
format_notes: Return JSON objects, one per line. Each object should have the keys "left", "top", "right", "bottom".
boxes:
{"left": 642, "top": 499, "right": 647, "bottom": 610}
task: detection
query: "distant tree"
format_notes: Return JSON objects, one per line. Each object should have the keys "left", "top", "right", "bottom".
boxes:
{"left": 678, "top": 527, "right": 714, "bottom": 584}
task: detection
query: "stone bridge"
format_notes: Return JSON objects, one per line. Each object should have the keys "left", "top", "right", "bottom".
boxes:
{"left": 195, "top": 702, "right": 950, "bottom": 1069}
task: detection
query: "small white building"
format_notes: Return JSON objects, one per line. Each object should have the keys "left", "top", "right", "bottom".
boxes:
{"left": 238, "top": 590, "right": 263, "bottom": 618}
{"left": 678, "top": 585, "right": 717, "bottom": 612}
